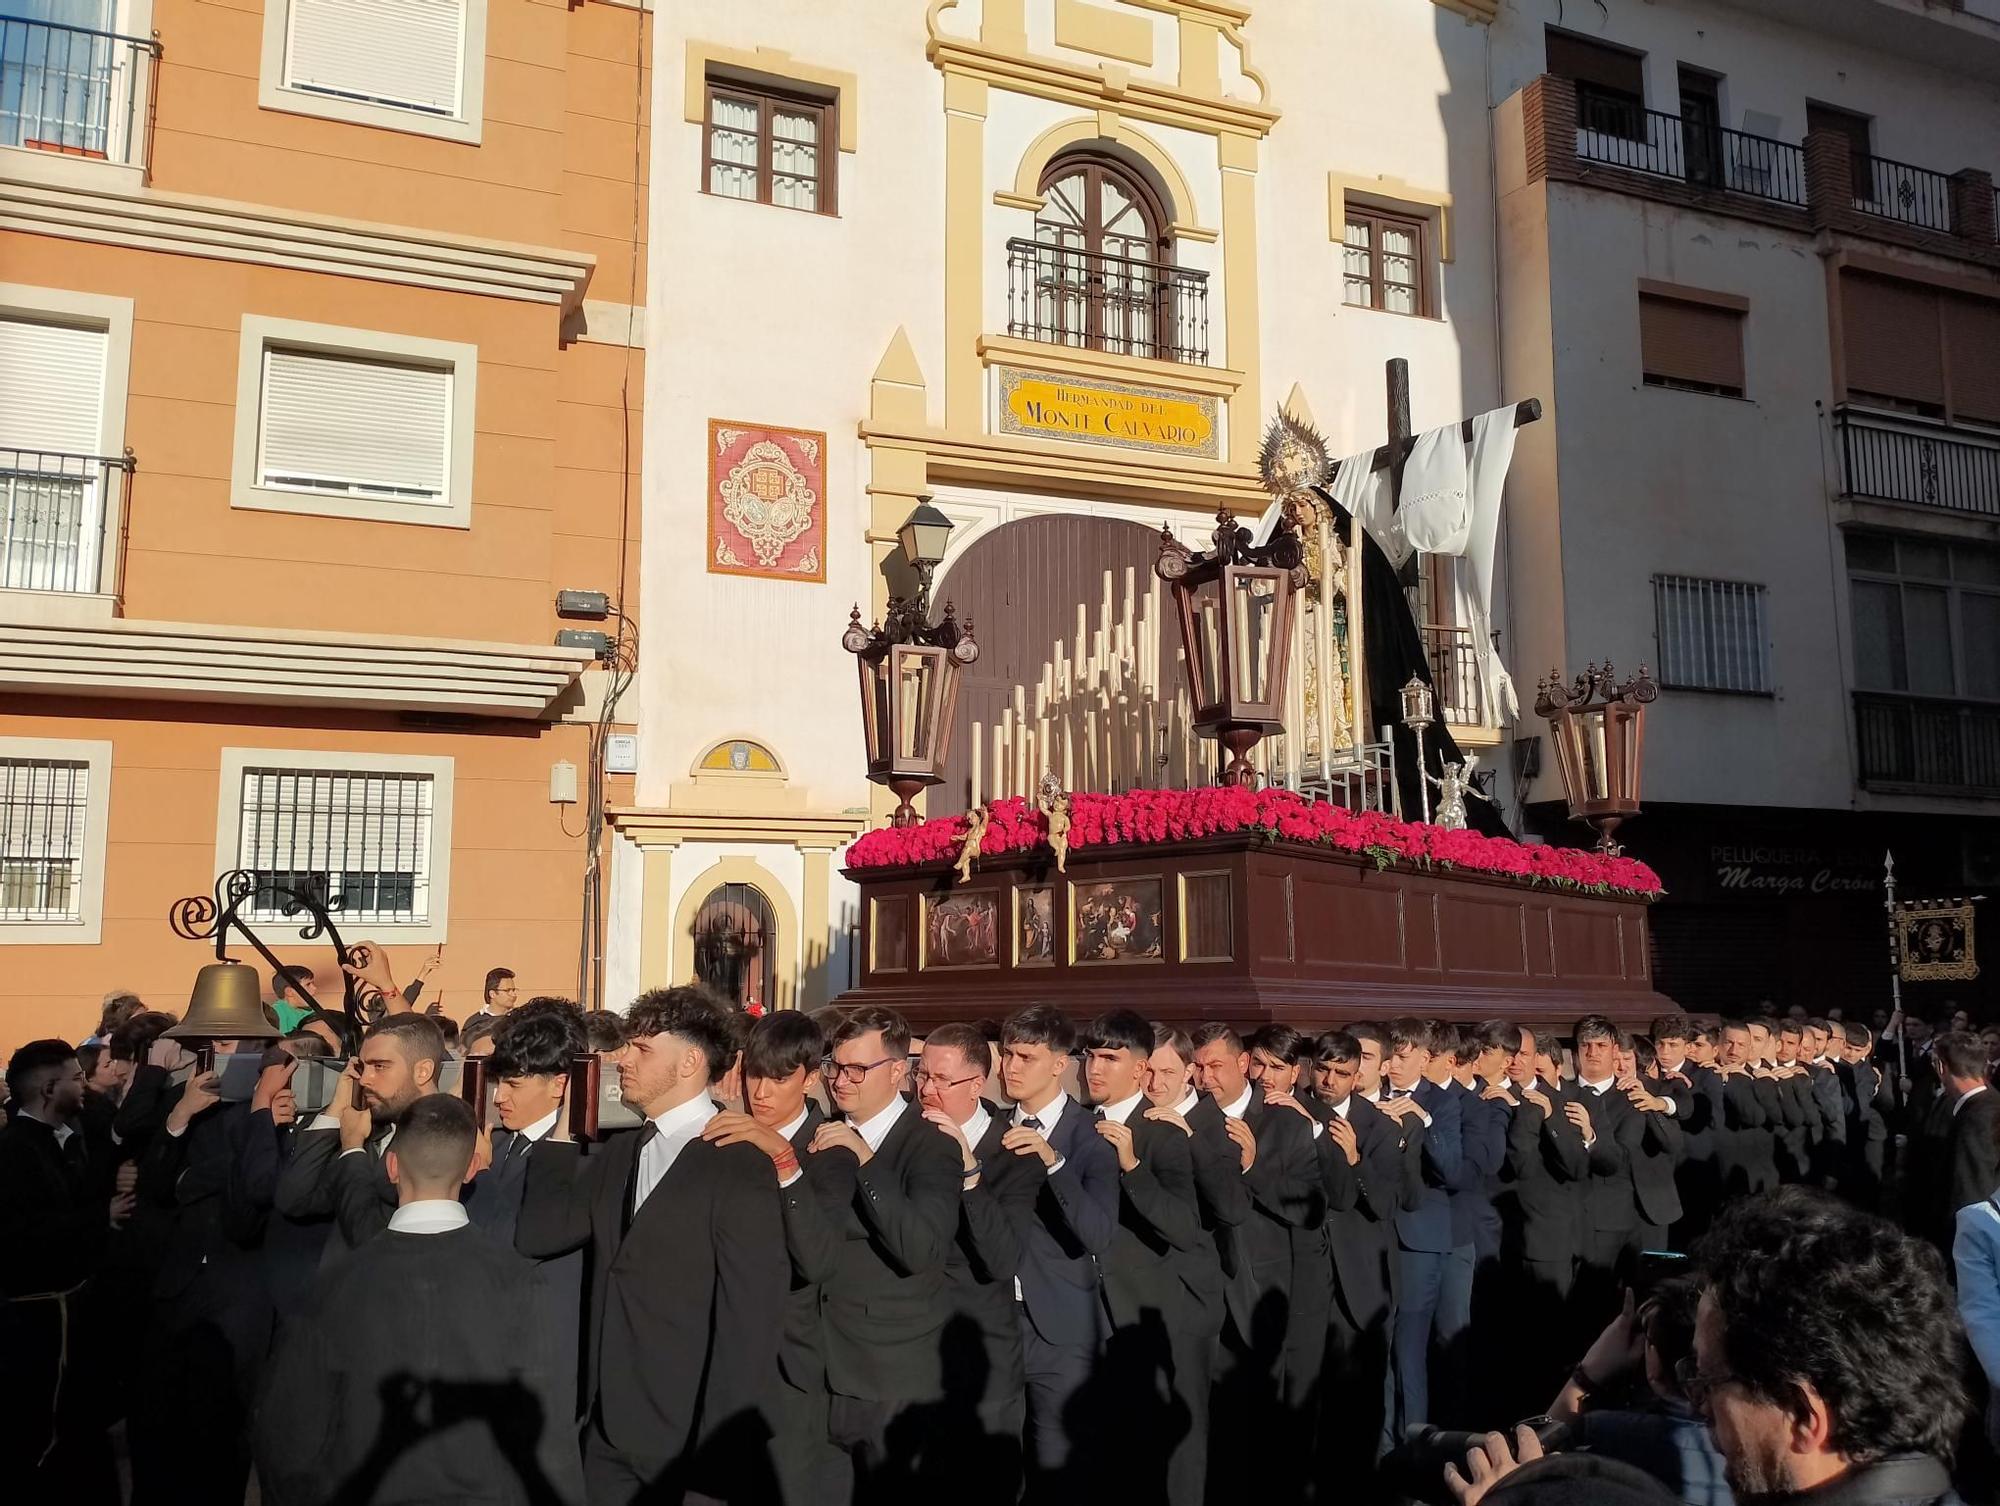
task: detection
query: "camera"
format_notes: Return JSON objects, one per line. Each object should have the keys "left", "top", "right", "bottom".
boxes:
{"left": 1380, "top": 1415, "right": 1573, "bottom": 1505}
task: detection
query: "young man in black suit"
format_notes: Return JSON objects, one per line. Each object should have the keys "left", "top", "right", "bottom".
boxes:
{"left": 916, "top": 1022, "right": 1042, "bottom": 1505}
{"left": 1302, "top": 1030, "right": 1402, "bottom": 1484}
{"left": 1082, "top": 1009, "right": 1213, "bottom": 1506}
{"left": 1378, "top": 1015, "right": 1464, "bottom": 1437}
{"left": 515, "top": 987, "right": 788, "bottom": 1506}
{"left": 0, "top": 1040, "right": 130, "bottom": 1506}
{"left": 1932, "top": 1029, "right": 2000, "bottom": 1260}
{"left": 997, "top": 1004, "right": 1118, "bottom": 1500}
{"left": 1613, "top": 1035, "right": 1683, "bottom": 1258}
{"left": 1566, "top": 1015, "right": 1647, "bottom": 1340}
{"left": 275, "top": 1013, "right": 446, "bottom": 1263}
{"left": 1190, "top": 1020, "right": 1326, "bottom": 1500}
{"left": 257, "top": 1094, "right": 579, "bottom": 1506}
{"left": 1143, "top": 1026, "right": 1250, "bottom": 1246}
{"left": 1838, "top": 1021, "right": 1889, "bottom": 1208}
{"left": 465, "top": 998, "right": 590, "bottom": 1504}
{"left": 702, "top": 1009, "right": 844, "bottom": 1505}
{"left": 796, "top": 1004, "right": 964, "bottom": 1503}
{"left": 1715, "top": 1018, "right": 1780, "bottom": 1200}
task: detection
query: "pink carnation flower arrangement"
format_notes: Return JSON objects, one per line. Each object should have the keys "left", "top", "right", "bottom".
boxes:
{"left": 846, "top": 787, "right": 1663, "bottom": 897}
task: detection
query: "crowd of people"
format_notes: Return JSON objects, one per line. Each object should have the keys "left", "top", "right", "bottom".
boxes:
{"left": 0, "top": 966, "right": 1991, "bottom": 1506}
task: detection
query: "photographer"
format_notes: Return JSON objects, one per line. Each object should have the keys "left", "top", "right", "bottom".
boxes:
{"left": 1445, "top": 1188, "right": 1969, "bottom": 1506}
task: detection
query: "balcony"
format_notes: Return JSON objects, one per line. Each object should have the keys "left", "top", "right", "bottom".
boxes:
{"left": 1856, "top": 691, "right": 2000, "bottom": 795}
{"left": 0, "top": 16, "right": 158, "bottom": 172}
{"left": 1422, "top": 623, "right": 1487, "bottom": 728}
{"left": 1, "top": 449, "right": 129, "bottom": 597}
{"left": 1521, "top": 75, "right": 2000, "bottom": 266}
{"left": 1573, "top": 96, "right": 1807, "bottom": 209}
{"left": 1834, "top": 407, "right": 2000, "bottom": 519}
{"left": 1004, "top": 238, "right": 1210, "bottom": 366}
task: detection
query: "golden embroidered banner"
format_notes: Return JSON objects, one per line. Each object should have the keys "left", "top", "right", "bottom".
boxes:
{"left": 996, "top": 368, "right": 1219, "bottom": 459}
{"left": 1897, "top": 900, "right": 1980, "bottom": 982}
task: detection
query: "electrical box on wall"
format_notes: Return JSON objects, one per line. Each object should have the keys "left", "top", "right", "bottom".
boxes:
{"left": 550, "top": 761, "right": 579, "bottom": 804}
{"left": 604, "top": 734, "right": 639, "bottom": 775}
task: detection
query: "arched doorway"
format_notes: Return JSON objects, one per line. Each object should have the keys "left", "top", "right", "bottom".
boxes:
{"left": 691, "top": 882, "right": 775, "bottom": 1009}
{"left": 930, "top": 512, "right": 1183, "bottom": 816}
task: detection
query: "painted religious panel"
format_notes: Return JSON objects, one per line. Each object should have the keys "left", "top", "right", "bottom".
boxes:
{"left": 870, "top": 896, "right": 911, "bottom": 975}
{"left": 1014, "top": 884, "right": 1055, "bottom": 968}
{"left": 1071, "top": 876, "right": 1165, "bottom": 964}
{"left": 923, "top": 890, "right": 1000, "bottom": 969}
{"left": 707, "top": 419, "right": 828, "bottom": 582}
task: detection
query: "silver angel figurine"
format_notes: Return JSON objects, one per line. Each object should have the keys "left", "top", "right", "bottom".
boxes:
{"left": 1427, "top": 755, "right": 1491, "bottom": 832}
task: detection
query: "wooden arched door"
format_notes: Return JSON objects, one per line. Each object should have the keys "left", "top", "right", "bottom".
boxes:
{"left": 929, "top": 513, "right": 1178, "bottom": 816}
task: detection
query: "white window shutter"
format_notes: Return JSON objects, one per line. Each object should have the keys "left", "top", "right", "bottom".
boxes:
{"left": 0, "top": 318, "right": 107, "bottom": 457}
{"left": 258, "top": 348, "right": 452, "bottom": 502}
{"left": 285, "top": 0, "right": 465, "bottom": 116}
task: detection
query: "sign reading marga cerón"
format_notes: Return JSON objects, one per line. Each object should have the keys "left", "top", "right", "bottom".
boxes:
{"left": 996, "top": 367, "right": 1219, "bottom": 459}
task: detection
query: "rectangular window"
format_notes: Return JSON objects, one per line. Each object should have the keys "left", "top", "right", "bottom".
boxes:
{"left": 1640, "top": 289, "right": 1746, "bottom": 397}
{"left": 1653, "top": 576, "right": 1772, "bottom": 693}
{"left": 703, "top": 79, "right": 834, "bottom": 214}
{"left": 236, "top": 765, "right": 437, "bottom": 927}
{"left": 1846, "top": 534, "right": 2000, "bottom": 702}
{"left": 0, "top": 313, "right": 112, "bottom": 593}
{"left": 0, "top": 757, "right": 88, "bottom": 923}
{"left": 1806, "top": 101, "right": 1871, "bottom": 182}
{"left": 284, "top": 0, "right": 465, "bottom": 117}
{"left": 1342, "top": 209, "right": 1426, "bottom": 317}
{"left": 1546, "top": 26, "right": 1646, "bottom": 139}
{"left": 256, "top": 348, "right": 452, "bottom": 505}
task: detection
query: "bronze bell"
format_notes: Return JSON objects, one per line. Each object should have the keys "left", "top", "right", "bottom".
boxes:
{"left": 165, "top": 960, "right": 279, "bottom": 1042}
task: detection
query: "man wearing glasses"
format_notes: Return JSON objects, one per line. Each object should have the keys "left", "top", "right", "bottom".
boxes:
{"left": 804, "top": 1005, "right": 963, "bottom": 1501}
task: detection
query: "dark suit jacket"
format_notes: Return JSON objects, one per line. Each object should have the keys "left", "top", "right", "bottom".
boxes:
{"left": 0, "top": 1115, "right": 111, "bottom": 1297}
{"left": 255, "top": 1225, "right": 579, "bottom": 1506}
{"left": 274, "top": 1124, "right": 398, "bottom": 1266}
{"left": 233, "top": 1114, "right": 331, "bottom": 1313}
{"left": 1011, "top": 1095, "right": 1119, "bottom": 1349}
{"left": 1319, "top": 1096, "right": 1402, "bottom": 1329}
{"left": 1098, "top": 1107, "right": 1211, "bottom": 1334}
{"left": 784, "top": 1099, "right": 962, "bottom": 1402}
{"left": 1183, "top": 1093, "right": 1251, "bottom": 1255}
{"left": 465, "top": 1121, "right": 586, "bottom": 1477}
{"left": 942, "top": 1111, "right": 1042, "bottom": 1406}
{"left": 1946, "top": 1090, "right": 2000, "bottom": 1239}
{"left": 1628, "top": 1079, "right": 1683, "bottom": 1229}
{"left": 1496, "top": 1086, "right": 1587, "bottom": 1265}
{"left": 1451, "top": 1082, "right": 1508, "bottom": 1258}
{"left": 762, "top": 1103, "right": 827, "bottom": 1396}
{"left": 1217, "top": 1086, "right": 1326, "bottom": 1344}
{"left": 1717, "top": 1070, "right": 1780, "bottom": 1196}
{"left": 1390, "top": 1079, "right": 1464, "bottom": 1254}
{"left": 1774, "top": 1071, "right": 1815, "bottom": 1180}
{"left": 1570, "top": 1083, "right": 1644, "bottom": 1237}
{"left": 515, "top": 1119, "right": 787, "bottom": 1485}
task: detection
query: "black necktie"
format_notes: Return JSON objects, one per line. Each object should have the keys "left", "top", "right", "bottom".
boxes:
{"left": 1094, "top": 1108, "right": 1107, "bottom": 1122}
{"left": 1022, "top": 1116, "right": 1043, "bottom": 1132}
{"left": 622, "top": 1121, "right": 659, "bottom": 1234}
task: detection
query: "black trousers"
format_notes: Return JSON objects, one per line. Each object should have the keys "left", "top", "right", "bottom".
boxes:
{"left": 770, "top": 1375, "right": 846, "bottom": 1506}
{"left": 1018, "top": 1313, "right": 1094, "bottom": 1501}
{"left": 582, "top": 1426, "right": 728, "bottom": 1506}
{"left": 1319, "top": 1297, "right": 1391, "bottom": 1496}
{"left": 829, "top": 1388, "right": 1017, "bottom": 1506}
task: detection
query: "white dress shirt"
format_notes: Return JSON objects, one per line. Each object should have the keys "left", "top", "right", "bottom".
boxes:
{"left": 960, "top": 1101, "right": 992, "bottom": 1157}
{"left": 851, "top": 1093, "right": 908, "bottom": 1153}
{"left": 1220, "top": 1085, "right": 1253, "bottom": 1121}
{"left": 776, "top": 1106, "right": 810, "bottom": 1145}
{"left": 1329, "top": 1096, "right": 1351, "bottom": 1122}
{"left": 387, "top": 1199, "right": 470, "bottom": 1234}
{"left": 1097, "top": 1092, "right": 1144, "bottom": 1126}
{"left": 1173, "top": 1089, "right": 1201, "bottom": 1117}
{"left": 516, "top": 1106, "right": 561, "bottom": 1146}
{"left": 633, "top": 1092, "right": 719, "bottom": 1210}
{"left": 1957, "top": 1083, "right": 1991, "bottom": 1117}
{"left": 1013, "top": 1090, "right": 1070, "bottom": 1173}
{"left": 15, "top": 1108, "right": 74, "bottom": 1148}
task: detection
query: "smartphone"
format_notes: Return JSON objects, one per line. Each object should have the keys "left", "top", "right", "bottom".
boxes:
{"left": 1633, "top": 1248, "right": 1690, "bottom": 1300}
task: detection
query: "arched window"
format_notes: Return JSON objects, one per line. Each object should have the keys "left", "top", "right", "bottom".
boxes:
{"left": 1030, "top": 151, "right": 1177, "bottom": 359}
{"left": 692, "top": 882, "right": 776, "bottom": 1010}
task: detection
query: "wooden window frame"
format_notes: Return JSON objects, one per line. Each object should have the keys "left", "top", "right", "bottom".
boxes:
{"left": 1639, "top": 285, "right": 1747, "bottom": 399}
{"left": 701, "top": 77, "right": 836, "bottom": 215}
{"left": 1342, "top": 207, "right": 1431, "bottom": 319}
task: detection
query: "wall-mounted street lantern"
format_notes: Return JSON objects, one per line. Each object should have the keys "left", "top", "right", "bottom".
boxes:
{"left": 843, "top": 499, "right": 981, "bottom": 827}
{"left": 1534, "top": 661, "right": 1659, "bottom": 855}
{"left": 1155, "top": 506, "right": 1304, "bottom": 787}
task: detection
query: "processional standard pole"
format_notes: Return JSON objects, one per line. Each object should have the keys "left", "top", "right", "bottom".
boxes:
{"left": 1884, "top": 850, "right": 1908, "bottom": 1097}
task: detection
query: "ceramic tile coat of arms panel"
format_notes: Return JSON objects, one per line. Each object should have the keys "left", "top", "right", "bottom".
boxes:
{"left": 707, "top": 419, "right": 829, "bottom": 582}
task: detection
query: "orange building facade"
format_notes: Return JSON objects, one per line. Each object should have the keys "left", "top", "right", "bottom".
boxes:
{"left": 0, "top": 0, "right": 648, "bottom": 1050}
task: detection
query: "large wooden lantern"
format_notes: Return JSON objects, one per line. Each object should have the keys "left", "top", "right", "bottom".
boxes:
{"left": 1155, "top": 506, "right": 1304, "bottom": 786}
{"left": 843, "top": 501, "right": 980, "bottom": 827}
{"left": 1534, "top": 661, "right": 1658, "bottom": 855}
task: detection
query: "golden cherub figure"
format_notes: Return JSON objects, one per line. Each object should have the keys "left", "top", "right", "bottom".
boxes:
{"left": 1037, "top": 772, "right": 1073, "bottom": 873}
{"left": 954, "top": 803, "right": 990, "bottom": 885}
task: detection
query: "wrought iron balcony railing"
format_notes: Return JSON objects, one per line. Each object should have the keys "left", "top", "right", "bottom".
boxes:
{"left": 0, "top": 16, "right": 158, "bottom": 168}
{"left": 1422, "top": 623, "right": 1487, "bottom": 727}
{"left": 1834, "top": 407, "right": 2000, "bottom": 519}
{"left": 1856, "top": 691, "right": 2000, "bottom": 795}
{"left": 1005, "top": 237, "right": 1210, "bottom": 365}
{"left": 1572, "top": 94, "right": 1807, "bottom": 208}
{"left": 1853, "top": 153, "right": 1955, "bottom": 234}
{"left": 1, "top": 448, "right": 127, "bottom": 595}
